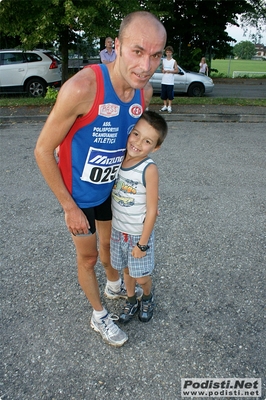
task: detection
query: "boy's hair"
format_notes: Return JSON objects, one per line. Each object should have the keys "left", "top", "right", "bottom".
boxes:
{"left": 140, "top": 110, "right": 168, "bottom": 147}
{"left": 165, "top": 46, "right": 174, "bottom": 53}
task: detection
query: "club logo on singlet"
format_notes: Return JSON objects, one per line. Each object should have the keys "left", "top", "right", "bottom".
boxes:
{"left": 129, "top": 103, "right": 143, "bottom": 118}
{"left": 80, "top": 147, "right": 125, "bottom": 184}
{"left": 99, "top": 103, "right": 120, "bottom": 118}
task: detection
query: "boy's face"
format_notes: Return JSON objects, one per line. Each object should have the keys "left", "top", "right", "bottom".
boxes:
{"left": 165, "top": 50, "right": 172, "bottom": 58}
{"left": 127, "top": 119, "right": 160, "bottom": 159}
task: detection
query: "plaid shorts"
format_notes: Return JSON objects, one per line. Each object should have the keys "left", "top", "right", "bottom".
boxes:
{"left": 110, "top": 228, "right": 155, "bottom": 278}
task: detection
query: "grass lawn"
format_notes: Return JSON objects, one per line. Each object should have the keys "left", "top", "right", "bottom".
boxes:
{"left": 211, "top": 59, "right": 266, "bottom": 78}
{"left": 1, "top": 96, "right": 266, "bottom": 108}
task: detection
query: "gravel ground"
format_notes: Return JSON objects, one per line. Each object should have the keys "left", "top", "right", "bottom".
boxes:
{"left": 1, "top": 119, "right": 265, "bottom": 400}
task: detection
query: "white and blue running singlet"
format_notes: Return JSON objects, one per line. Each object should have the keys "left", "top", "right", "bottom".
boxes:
{"left": 58, "top": 64, "right": 145, "bottom": 208}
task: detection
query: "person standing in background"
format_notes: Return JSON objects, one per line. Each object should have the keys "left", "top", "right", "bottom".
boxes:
{"left": 100, "top": 37, "right": 116, "bottom": 64}
{"left": 199, "top": 57, "right": 208, "bottom": 75}
{"left": 160, "top": 46, "right": 178, "bottom": 114}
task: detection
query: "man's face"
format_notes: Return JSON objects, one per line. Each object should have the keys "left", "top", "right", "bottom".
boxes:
{"left": 106, "top": 39, "right": 113, "bottom": 49}
{"left": 115, "top": 19, "right": 166, "bottom": 89}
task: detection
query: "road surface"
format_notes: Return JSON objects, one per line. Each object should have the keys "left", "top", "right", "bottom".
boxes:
{"left": 1, "top": 119, "right": 265, "bottom": 400}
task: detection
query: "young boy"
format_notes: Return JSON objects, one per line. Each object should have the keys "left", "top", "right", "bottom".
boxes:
{"left": 160, "top": 46, "right": 178, "bottom": 114}
{"left": 110, "top": 110, "right": 168, "bottom": 323}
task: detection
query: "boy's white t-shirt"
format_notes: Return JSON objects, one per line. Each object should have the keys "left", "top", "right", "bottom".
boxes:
{"left": 161, "top": 58, "right": 176, "bottom": 85}
{"left": 111, "top": 158, "right": 155, "bottom": 235}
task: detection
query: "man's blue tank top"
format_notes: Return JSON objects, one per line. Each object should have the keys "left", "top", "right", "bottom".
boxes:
{"left": 58, "top": 64, "right": 145, "bottom": 208}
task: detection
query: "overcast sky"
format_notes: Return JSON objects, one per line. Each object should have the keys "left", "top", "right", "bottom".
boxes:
{"left": 225, "top": 14, "right": 266, "bottom": 45}
{"left": 226, "top": 24, "right": 266, "bottom": 44}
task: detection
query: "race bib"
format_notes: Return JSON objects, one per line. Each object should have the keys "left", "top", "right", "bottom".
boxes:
{"left": 80, "top": 147, "right": 125, "bottom": 184}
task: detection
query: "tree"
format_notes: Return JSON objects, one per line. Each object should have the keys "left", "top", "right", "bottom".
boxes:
{"left": 240, "top": 0, "right": 266, "bottom": 43}
{"left": 0, "top": 0, "right": 264, "bottom": 80}
{"left": 0, "top": 0, "right": 139, "bottom": 83}
{"left": 151, "top": 0, "right": 258, "bottom": 71}
{"left": 233, "top": 40, "right": 256, "bottom": 59}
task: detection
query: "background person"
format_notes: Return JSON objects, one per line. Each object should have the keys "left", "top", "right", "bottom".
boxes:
{"left": 100, "top": 37, "right": 116, "bottom": 64}
{"left": 160, "top": 46, "right": 178, "bottom": 114}
{"left": 199, "top": 57, "right": 208, "bottom": 75}
{"left": 34, "top": 11, "right": 166, "bottom": 348}
{"left": 111, "top": 110, "right": 168, "bottom": 324}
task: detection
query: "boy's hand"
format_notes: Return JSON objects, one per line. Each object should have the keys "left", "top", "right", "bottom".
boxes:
{"left": 132, "top": 246, "right": 146, "bottom": 258}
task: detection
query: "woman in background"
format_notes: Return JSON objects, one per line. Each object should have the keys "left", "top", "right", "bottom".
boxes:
{"left": 199, "top": 57, "right": 208, "bottom": 75}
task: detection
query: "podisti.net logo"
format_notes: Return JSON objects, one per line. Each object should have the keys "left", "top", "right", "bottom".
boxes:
{"left": 181, "top": 378, "right": 261, "bottom": 398}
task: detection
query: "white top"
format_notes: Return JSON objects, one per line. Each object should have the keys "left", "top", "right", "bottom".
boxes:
{"left": 199, "top": 62, "right": 208, "bottom": 74}
{"left": 111, "top": 157, "right": 155, "bottom": 235}
{"left": 161, "top": 58, "right": 176, "bottom": 85}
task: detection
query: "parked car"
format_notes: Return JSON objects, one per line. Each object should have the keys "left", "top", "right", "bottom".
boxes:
{"left": 0, "top": 49, "right": 62, "bottom": 97}
{"left": 149, "top": 65, "right": 214, "bottom": 97}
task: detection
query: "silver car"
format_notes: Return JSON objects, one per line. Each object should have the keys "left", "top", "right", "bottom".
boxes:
{"left": 149, "top": 65, "right": 214, "bottom": 97}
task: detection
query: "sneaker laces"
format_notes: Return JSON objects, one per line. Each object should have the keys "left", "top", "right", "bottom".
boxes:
{"left": 101, "top": 314, "right": 120, "bottom": 336}
{"left": 123, "top": 302, "right": 134, "bottom": 314}
{"left": 109, "top": 313, "right": 119, "bottom": 321}
{"left": 141, "top": 300, "right": 151, "bottom": 312}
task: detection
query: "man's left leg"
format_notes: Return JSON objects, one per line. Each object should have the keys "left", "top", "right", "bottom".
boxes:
{"left": 96, "top": 219, "right": 120, "bottom": 281}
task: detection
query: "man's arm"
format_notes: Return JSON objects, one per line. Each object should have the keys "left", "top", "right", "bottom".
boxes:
{"left": 34, "top": 69, "right": 96, "bottom": 234}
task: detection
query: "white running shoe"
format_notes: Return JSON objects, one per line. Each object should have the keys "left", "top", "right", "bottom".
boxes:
{"left": 104, "top": 281, "right": 143, "bottom": 300}
{"left": 167, "top": 106, "right": 172, "bottom": 113}
{"left": 160, "top": 106, "right": 168, "bottom": 111}
{"left": 90, "top": 313, "right": 128, "bottom": 347}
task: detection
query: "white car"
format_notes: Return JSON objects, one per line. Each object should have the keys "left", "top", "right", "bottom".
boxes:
{"left": 149, "top": 65, "right": 214, "bottom": 97}
{"left": 0, "top": 49, "right": 62, "bottom": 97}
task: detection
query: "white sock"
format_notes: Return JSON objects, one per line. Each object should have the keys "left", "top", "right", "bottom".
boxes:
{"left": 106, "top": 278, "right": 121, "bottom": 292}
{"left": 93, "top": 308, "right": 108, "bottom": 321}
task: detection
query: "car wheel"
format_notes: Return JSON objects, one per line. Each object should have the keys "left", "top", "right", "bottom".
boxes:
{"left": 187, "top": 83, "right": 204, "bottom": 97}
{"left": 25, "top": 78, "right": 47, "bottom": 97}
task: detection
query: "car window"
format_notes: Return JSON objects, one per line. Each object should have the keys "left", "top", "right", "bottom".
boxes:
{"left": 25, "top": 53, "right": 42, "bottom": 62}
{"left": 2, "top": 52, "right": 25, "bottom": 65}
{"left": 44, "top": 51, "right": 61, "bottom": 63}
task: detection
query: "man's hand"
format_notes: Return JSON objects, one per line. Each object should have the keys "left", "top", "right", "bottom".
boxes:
{"left": 65, "top": 206, "right": 90, "bottom": 236}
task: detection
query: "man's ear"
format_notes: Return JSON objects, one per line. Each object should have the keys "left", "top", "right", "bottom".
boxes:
{"left": 114, "top": 37, "right": 120, "bottom": 53}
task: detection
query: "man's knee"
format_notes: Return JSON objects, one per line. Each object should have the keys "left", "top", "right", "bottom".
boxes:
{"left": 77, "top": 253, "right": 98, "bottom": 272}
